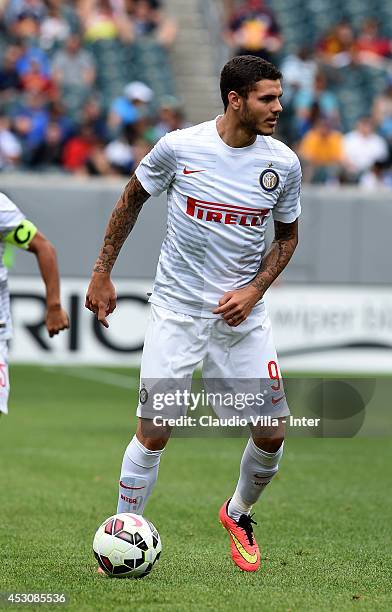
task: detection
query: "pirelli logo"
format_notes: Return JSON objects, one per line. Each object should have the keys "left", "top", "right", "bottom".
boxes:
{"left": 186, "top": 196, "right": 269, "bottom": 226}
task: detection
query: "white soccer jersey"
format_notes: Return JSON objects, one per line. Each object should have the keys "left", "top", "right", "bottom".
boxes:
{"left": 136, "top": 118, "right": 301, "bottom": 317}
{"left": 0, "top": 193, "right": 25, "bottom": 339}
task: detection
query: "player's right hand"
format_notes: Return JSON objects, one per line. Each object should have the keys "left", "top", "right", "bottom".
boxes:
{"left": 85, "top": 273, "right": 117, "bottom": 328}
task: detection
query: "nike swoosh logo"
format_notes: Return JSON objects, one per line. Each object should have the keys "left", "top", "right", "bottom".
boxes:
{"left": 271, "top": 395, "right": 285, "bottom": 405}
{"left": 229, "top": 530, "right": 258, "bottom": 564}
{"left": 119, "top": 481, "right": 146, "bottom": 490}
{"left": 183, "top": 166, "right": 206, "bottom": 174}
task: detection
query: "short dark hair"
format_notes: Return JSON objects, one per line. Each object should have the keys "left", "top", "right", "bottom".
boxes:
{"left": 220, "top": 55, "right": 282, "bottom": 111}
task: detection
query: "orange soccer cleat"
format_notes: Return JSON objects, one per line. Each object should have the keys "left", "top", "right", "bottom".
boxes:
{"left": 219, "top": 499, "right": 260, "bottom": 572}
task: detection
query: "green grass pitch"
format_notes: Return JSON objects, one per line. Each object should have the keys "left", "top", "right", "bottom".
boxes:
{"left": 0, "top": 365, "right": 391, "bottom": 612}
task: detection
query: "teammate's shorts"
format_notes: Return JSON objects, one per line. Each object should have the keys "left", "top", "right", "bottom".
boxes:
{"left": 0, "top": 340, "right": 10, "bottom": 415}
{"left": 136, "top": 304, "right": 289, "bottom": 422}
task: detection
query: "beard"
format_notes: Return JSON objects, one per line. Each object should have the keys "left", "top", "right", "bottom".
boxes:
{"left": 239, "top": 101, "right": 276, "bottom": 136}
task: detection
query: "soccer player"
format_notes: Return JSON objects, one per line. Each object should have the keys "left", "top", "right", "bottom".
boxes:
{"left": 0, "top": 192, "right": 69, "bottom": 416}
{"left": 86, "top": 56, "right": 301, "bottom": 572}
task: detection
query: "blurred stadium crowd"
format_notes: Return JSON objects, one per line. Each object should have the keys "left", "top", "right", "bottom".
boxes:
{"left": 223, "top": 0, "right": 392, "bottom": 187}
{"left": 1, "top": 0, "right": 392, "bottom": 187}
{"left": 0, "top": 0, "right": 180, "bottom": 176}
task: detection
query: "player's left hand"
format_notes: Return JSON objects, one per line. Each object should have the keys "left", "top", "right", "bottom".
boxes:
{"left": 45, "top": 305, "right": 70, "bottom": 337}
{"left": 213, "top": 286, "right": 261, "bottom": 327}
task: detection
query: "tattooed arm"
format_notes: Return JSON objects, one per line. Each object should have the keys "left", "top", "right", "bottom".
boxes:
{"left": 251, "top": 218, "right": 298, "bottom": 296}
{"left": 85, "top": 175, "right": 151, "bottom": 327}
{"left": 213, "top": 219, "right": 298, "bottom": 327}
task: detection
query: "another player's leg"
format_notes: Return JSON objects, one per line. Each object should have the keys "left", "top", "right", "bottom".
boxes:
{"left": 117, "top": 417, "right": 172, "bottom": 515}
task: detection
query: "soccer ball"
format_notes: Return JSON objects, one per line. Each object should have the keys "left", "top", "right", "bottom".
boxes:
{"left": 93, "top": 513, "right": 162, "bottom": 578}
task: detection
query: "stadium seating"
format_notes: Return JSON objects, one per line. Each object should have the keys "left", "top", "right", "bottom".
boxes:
{"left": 271, "top": 0, "right": 392, "bottom": 50}
{"left": 87, "top": 38, "right": 176, "bottom": 112}
{"left": 266, "top": 0, "right": 392, "bottom": 130}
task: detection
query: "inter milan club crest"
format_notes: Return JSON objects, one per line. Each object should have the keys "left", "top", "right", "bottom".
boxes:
{"left": 259, "top": 168, "right": 279, "bottom": 192}
{"left": 139, "top": 386, "right": 148, "bottom": 404}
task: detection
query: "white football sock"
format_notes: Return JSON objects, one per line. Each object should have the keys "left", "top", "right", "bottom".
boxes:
{"left": 228, "top": 438, "right": 284, "bottom": 521}
{"left": 117, "top": 435, "right": 164, "bottom": 515}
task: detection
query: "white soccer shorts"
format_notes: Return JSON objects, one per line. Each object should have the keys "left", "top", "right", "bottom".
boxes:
{"left": 0, "top": 340, "right": 10, "bottom": 415}
{"left": 136, "top": 304, "right": 290, "bottom": 421}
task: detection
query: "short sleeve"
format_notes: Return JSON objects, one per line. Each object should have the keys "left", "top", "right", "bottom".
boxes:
{"left": 272, "top": 154, "right": 302, "bottom": 223}
{"left": 0, "top": 193, "right": 25, "bottom": 234}
{"left": 135, "top": 133, "right": 177, "bottom": 196}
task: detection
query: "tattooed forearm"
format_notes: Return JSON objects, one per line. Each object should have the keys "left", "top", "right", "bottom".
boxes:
{"left": 250, "top": 219, "right": 298, "bottom": 296}
{"left": 93, "top": 175, "right": 150, "bottom": 274}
